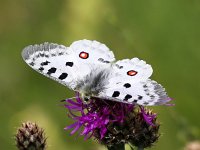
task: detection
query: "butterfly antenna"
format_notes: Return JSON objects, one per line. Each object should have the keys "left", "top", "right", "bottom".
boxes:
{"left": 60, "top": 99, "right": 66, "bottom": 102}
{"left": 60, "top": 97, "right": 76, "bottom": 102}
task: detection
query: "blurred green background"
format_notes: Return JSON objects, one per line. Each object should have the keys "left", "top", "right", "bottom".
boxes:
{"left": 0, "top": 0, "right": 200, "bottom": 149}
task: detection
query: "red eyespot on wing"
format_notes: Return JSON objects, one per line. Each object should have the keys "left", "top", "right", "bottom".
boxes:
{"left": 127, "top": 70, "right": 138, "bottom": 76}
{"left": 79, "top": 52, "right": 89, "bottom": 59}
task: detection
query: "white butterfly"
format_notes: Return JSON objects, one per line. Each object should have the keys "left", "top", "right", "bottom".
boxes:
{"left": 22, "top": 39, "right": 170, "bottom": 106}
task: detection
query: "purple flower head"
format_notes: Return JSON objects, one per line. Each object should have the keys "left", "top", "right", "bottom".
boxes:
{"left": 64, "top": 92, "right": 158, "bottom": 140}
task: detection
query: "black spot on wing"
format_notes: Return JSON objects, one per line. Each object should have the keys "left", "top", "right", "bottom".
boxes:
{"left": 138, "top": 95, "right": 143, "bottom": 100}
{"left": 59, "top": 73, "right": 68, "bottom": 80}
{"left": 143, "top": 102, "right": 149, "bottom": 105}
{"left": 104, "top": 60, "right": 110, "bottom": 63}
{"left": 124, "top": 83, "right": 131, "bottom": 88}
{"left": 66, "top": 62, "right": 74, "bottom": 67}
{"left": 115, "top": 64, "right": 123, "bottom": 69}
{"left": 38, "top": 67, "right": 44, "bottom": 71}
{"left": 29, "top": 62, "right": 35, "bottom": 66}
{"left": 41, "top": 61, "right": 50, "bottom": 66}
{"left": 133, "top": 100, "right": 138, "bottom": 103}
{"left": 98, "top": 58, "right": 110, "bottom": 63}
{"left": 124, "top": 94, "right": 132, "bottom": 101}
{"left": 143, "top": 84, "right": 148, "bottom": 88}
{"left": 39, "top": 53, "right": 44, "bottom": 57}
{"left": 44, "top": 55, "right": 49, "bottom": 58}
{"left": 58, "top": 52, "right": 63, "bottom": 56}
{"left": 112, "top": 91, "right": 120, "bottom": 97}
{"left": 150, "top": 95, "right": 155, "bottom": 99}
{"left": 98, "top": 58, "right": 104, "bottom": 62}
{"left": 47, "top": 67, "right": 57, "bottom": 75}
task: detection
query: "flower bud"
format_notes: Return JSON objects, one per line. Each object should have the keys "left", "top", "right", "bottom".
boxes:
{"left": 15, "top": 121, "right": 47, "bottom": 150}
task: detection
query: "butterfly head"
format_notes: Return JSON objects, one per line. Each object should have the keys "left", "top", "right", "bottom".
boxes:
{"left": 79, "top": 92, "right": 92, "bottom": 103}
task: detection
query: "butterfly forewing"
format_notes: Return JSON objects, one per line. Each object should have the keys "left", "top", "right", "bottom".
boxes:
{"left": 69, "top": 40, "right": 115, "bottom": 65}
{"left": 22, "top": 40, "right": 115, "bottom": 90}
{"left": 22, "top": 43, "right": 78, "bottom": 89}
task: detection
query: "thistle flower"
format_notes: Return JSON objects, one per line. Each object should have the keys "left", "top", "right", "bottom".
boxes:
{"left": 64, "top": 93, "right": 160, "bottom": 149}
{"left": 15, "top": 121, "right": 47, "bottom": 150}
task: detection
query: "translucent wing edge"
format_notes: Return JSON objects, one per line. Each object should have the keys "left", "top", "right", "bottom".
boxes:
{"left": 144, "top": 79, "right": 171, "bottom": 106}
{"left": 97, "top": 79, "right": 171, "bottom": 106}
{"left": 22, "top": 42, "right": 67, "bottom": 60}
{"left": 21, "top": 42, "right": 76, "bottom": 89}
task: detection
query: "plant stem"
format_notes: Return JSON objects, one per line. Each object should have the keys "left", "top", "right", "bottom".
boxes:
{"left": 107, "top": 143, "right": 125, "bottom": 150}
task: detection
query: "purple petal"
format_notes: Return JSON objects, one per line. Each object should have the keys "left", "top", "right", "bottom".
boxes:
{"left": 76, "top": 92, "right": 83, "bottom": 103}
{"left": 67, "top": 99, "right": 82, "bottom": 106}
{"left": 65, "top": 105, "right": 82, "bottom": 111}
{"left": 64, "top": 122, "right": 79, "bottom": 130}
{"left": 70, "top": 123, "right": 82, "bottom": 135}
{"left": 100, "top": 126, "right": 107, "bottom": 139}
{"left": 84, "top": 132, "right": 93, "bottom": 140}
{"left": 81, "top": 127, "right": 91, "bottom": 136}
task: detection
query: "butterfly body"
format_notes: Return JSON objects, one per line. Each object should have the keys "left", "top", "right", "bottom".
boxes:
{"left": 75, "top": 67, "right": 111, "bottom": 97}
{"left": 22, "top": 40, "right": 170, "bottom": 106}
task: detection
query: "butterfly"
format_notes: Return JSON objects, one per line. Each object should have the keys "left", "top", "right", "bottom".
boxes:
{"left": 22, "top": 39, "right": 170, "bottom": 106}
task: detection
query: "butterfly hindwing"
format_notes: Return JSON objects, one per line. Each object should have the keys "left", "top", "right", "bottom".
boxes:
{"left": 97, "top": 58, "right": 169, "bottom": 106}
{"left": 99, "top": 79, "right": 169, "bottom": 106}
{"left": 108, "top": 58, "right": 153, "bottom": 86}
